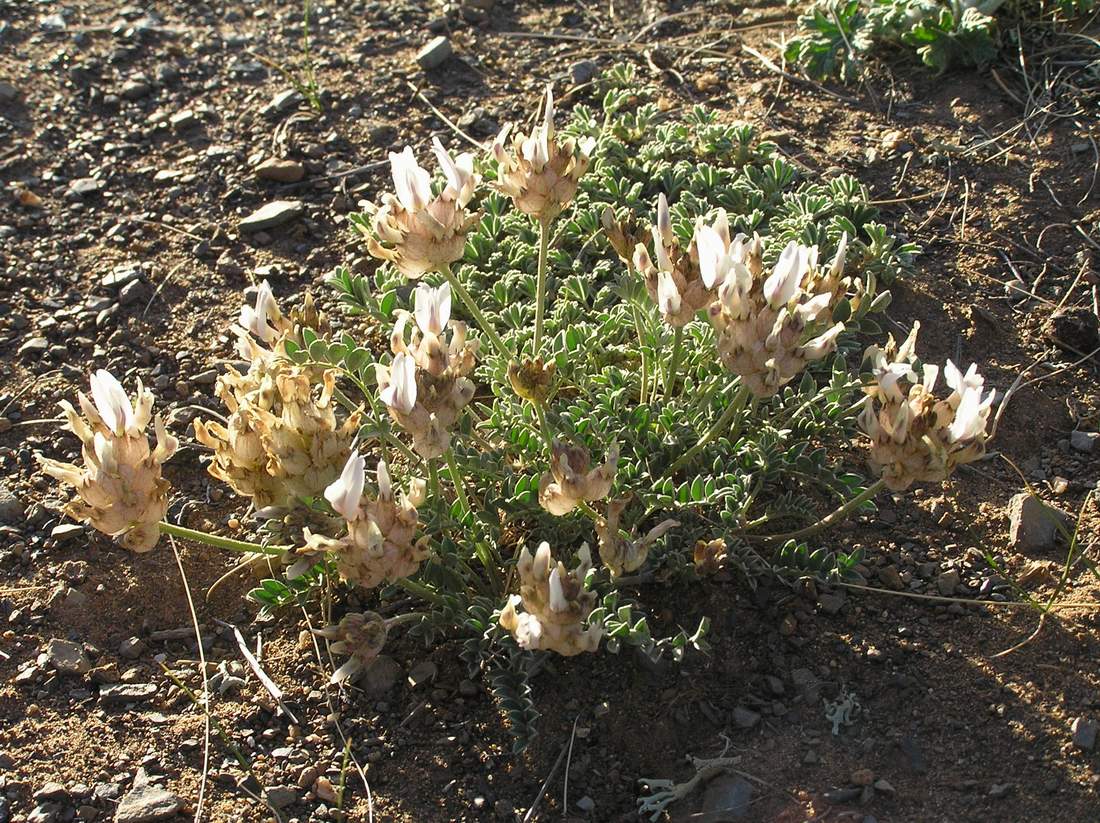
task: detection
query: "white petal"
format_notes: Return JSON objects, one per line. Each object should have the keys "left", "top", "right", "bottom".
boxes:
{"left": 830, "top": 232, "right": 848, "bottom": 277}
{"left": 652, "top": 227, "right": 673, "bottom": 272}
{"left": 763, "top": 241, "right": 805, "bottom": 308}
{"left": 389, "top": 146, "right": 431, "bottom": 212}
{"left": 657, "top": 270, "right": 681, "bottom": 317}
{"left": 377, "top": 460, "right": 392, "bottom": 501}
{"left": 414, "top": 282, "right": 450, "bottom": 336}
{"left": 656, "top": 193, "right": 672, "bottom": 242}
{"left": 548, "top": 567, "right": 567, "bottom": 612}
{"left": 922, "top": 363, "right": 939, "bottom": 392}
{"left": 947, "top": 387, "right": 985, "bottom": 442}
{"left": 89, "top": 370, "right": 134, "bottom": 434}
{"left": 325, "top": 452, "right": 365, "bottom": 520}
{"left": 380, "top": 352, "right": 417, "bottom": 414}
{"left": 695, "top": 224, "right": 727, "bottom": 289}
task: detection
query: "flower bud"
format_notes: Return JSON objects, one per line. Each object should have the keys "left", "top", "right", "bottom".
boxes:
{"left": 314, "top": 611, "right": 389, "bottom": 684}
{"left": 538, "top": 440, "right": 618, "bottom": 516}
{"left": 507, "top": 357, "right": 556, "bottom": 403}
{"left": 594, "top": 497, "right": 679, "bottom": 578}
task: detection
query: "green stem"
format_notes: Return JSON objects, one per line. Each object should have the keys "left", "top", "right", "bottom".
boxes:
{"left": 747, "top": 478, "right": 887, "bottom": 545}
{"left": 665, "top": 325, "right": 684, "bottom": 400}
{"left": 428, "top": 460, "right": 440, "bottom": 501}
{"left": 534, "top": 403, "right": 554, "bottom": 451}
{"left": 159, "top": 522, "right": 287, "bottom": 556}
{"left": 440, "top": 263, "right": 509, "bottom": 360}
{"left": 444, "top": 449, "right": 470, "bottom": 515}
{"left": 394, "top": 576, "right": 445, "bottom": 607}
{"left": 631, "top": 302, "right": 649, "bottom": 405}
{"left": 534, "top": 218, "right": 552, "bottom": 355}
{"left": 667, "top": 383, "right": 750, "bottom": 474}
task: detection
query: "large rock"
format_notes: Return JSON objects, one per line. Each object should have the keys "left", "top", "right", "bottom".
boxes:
{"left": 699, "top": 775, "right": 753, "bottom": 821}
{"left": 1007, "top": 493, "right": 1071, "bottom": 553}
{"left": 44, "top": 639, "right": 91, "bottom": 676}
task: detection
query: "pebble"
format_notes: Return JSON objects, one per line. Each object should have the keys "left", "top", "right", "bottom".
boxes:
{"left": 416, "top": 36, "right": 453, "bottom": 70}
{"left": 936, "top": 569, "right": 960, "bottom": 596}
{"left": 169, "top": 109, "right": 197, "bottom": 130}
{"left": 115, "top": 771, "right": 181, "bottom": 823}
{"left": 265, "top": 89, "right": 303, "bottom": 115}
{"left": 239, "top": 200, "right": 304, "bottom": 232}
{"left": 1071, "top": 717, "right": 1097, "bottom": 751}
{"left": 256, "top": 158, "right": 306, "bottom": 183}
{"left": 407, "top": 660, "right": 438, "bottom": 689}
{"left": 0, "top": 484, "right": 27, "bottom": 524}
{"left": 18, "top": 337, "right": 49, "bottom": 358}
{"left": 1007, "top": 493, "right": 1071, "bottom": 552}
{"left": 45, "top": 638, "right": 91, "bottom": 675}
{"left": 119, "top": 637, "right": 146, "bottom": 659}
{"left": 570, "top": 59, "right": 598, "bottom": 84}
{"left": 264, "top": 786, "right": 298, "bottom": 809}
{"left": 101, "top": 263, "right": 143, "bottom": 289}
{"left": 733, "top": 706, "right": 760, "bottom": 729}
{"left": 363, "top": 655, "right": 401, "bottom": 693}
{"left": 1069, "top": 430, "right": 1097, "bottom": 454}
{"left": 99, "top": 682, "right": 157, "bottom": 705}
{"left": 877, "top": 565, "right": 904, "bottom": 591}
{"left": 0, "top": 81, "right": 17, "bottom": 102}
{"left": 575, "top": 795, "right": 595, "bottom": 813}
{"left": 701, "top": 775, "right": 752, "bottom": 819}
{"left": 851, "top": 768, "right": 874, "bottom": 786}
{"left": 33, "top": 782, "right": 69, "bottom": 802}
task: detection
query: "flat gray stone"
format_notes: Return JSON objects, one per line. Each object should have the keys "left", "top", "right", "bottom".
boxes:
{"left": 255, "top": 158, "right": 305, "bottom": 183}
{"left": 101, "top": 263, "right": 143, "bottom": 289}
{"left": 265, "top": 89, "right": 303, "bottom": 115}
{"left": 416, "top": 36, "right": 452, "bottom": 70}
{"left": 699, "top": 775, "right": 753, "bottom": 821}
{"left": 732, "top": 706, "right": 759, "bottom": 729}
{"left": 1007, "top": 493, "right": 1071, "bottom": 553}
{"left": 239, "top": 200, "right": 303, "bottom": 232}
{"left": 0, "top": 483, "right": 26, "bottom": 524}
{"left": 115, "top": 778, "right": 181, "bottom": 822}
{"left": 99, "top": 683, "right": 157, "bottom": 706}
{"left": 1069, "top": 430, "right": 1097, "bottom": 454}
{"left": 18, "top": 337, "right": 48, "bottom": 358}
{"left": 264, "top": 786, "right": 298, "bottom": 809}
{"left": 45, "top": 639, "right": 90, "bottom": 676}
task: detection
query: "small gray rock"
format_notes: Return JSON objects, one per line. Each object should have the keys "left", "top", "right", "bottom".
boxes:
{"left": 240, "top": 200, "right": 304, "bottom": 232}
{"left": 18, "top": 337, "right": 49, "bottom": 358}
{"left": 575, "top": 795, "right": 595, "bottom": 813}
{"left": 936, "top": 569, "right": 960, "bottom": 596}
{"left": 1071, "top": 717, "right": 1097, "bottom": 750}
{"left": 99, "top": 683, "right": 157, "bottom": 705}
{"left": 570, "top": 59, "right": 598, "bottom": 84}
{"left": 266, "top": 88, "right": 303, "bottom": 115}
{"left": 264, "top": 786, "right": 298, "bottom": 809}
{"left": 115, "top": 774, "right": 180, "bottom": 823}
{"left": 45, "top": 639, "right": 91, "bottom": 676}
{"left": 0, "top": 81, "right": 18, "bottom": 102}
{"left": 101, "top": 263, "right": 142, "bottom": 289}
{"left": 69, "top": 178, "right": 104, "bottom": 196}
{"left": 119, "top": 637, "right": 145, "bottom": 660}
{"left": 33, "top": 782, "right": 68, "bottom": 802}
{"left": 416, "top": 36, "right": 452, "bottom": 70}
{"left": 700, "top": 775, "right": 752, "bottom": 821}
{"left": 1008, "top": 493, "right": 1071, "bottom": 552}
{"left": 363, "top": 655, "right": 401, "bottom": 694}
{"left": 1069, "top": 430, "right": 1097, "bottom": 454}
{"left": 732, "top": 706, "right": 760, "bottom": 729}
{"left": 407, "top": 660, "right": 438, "bottom": 689}
{"left": 0, "top": 483, "right": 26, "bottom": 524}
{"left": 169, "top": 109, "right": 197, "bottom": 130}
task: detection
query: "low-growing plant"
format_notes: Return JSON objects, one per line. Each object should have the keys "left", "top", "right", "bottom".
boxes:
{"left": 35, "top": 65, "right": 996, "bottom": 752}
{"left": 785, "top": 0, "right": 1096, "bottom": 79}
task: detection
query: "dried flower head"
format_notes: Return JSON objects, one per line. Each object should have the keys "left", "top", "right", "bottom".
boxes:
{"left": 304, "top": 453, "right": 428, "bottom": 590}
{"left": 860, "top": 322, "right": 995, "bottom": 491}
{"left": 595, "top": 497, "right": 679, "bottom": 578}
{"left": 195, "top": 290, "right": 360, "bottom": 508}
{"left": 632, "top": 195, "right": 720, "bottom": 327}
{"left": 235, "top": 280, "right": 327, "bottom": 360}
{"left": 601, "top": 205, "right": 648, "bottom": 266}
{"left": 314, "top": 611, "right": 389, "bottom": 684}
{"left": 499, "top": 542, "right": 601, "bottom": 656}
{"left": 538, "top": 439, "right": 619, "bottom": 516}
{"left": 707, "top": 234, "right": 850, "bottom": 397}
{"left": 507, "top": 357, "right": 556, "bottom": 403}
{"left": 36, "top": 370, "right": 177, "bottom": 552}
{"left": 693, "top": 538, "right": 727, "bottom": 576}
{"left": 365, "top": 138, "right": 480, "bottom": 278}
{"left": 377, "top": 282, "right": 478, "bottom": 459}
{"left": 492, "top": 87, "right": 595, "bottom": 224}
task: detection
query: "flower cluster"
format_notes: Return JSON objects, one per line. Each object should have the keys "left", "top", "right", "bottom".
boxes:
{"left": 305, "top": 453, "right": 428, "bottom": 590}
{"left": 366, "top": 138, "right": 480, "bottom": 278}
{"left": 538, "top": 439, "right": 618, "bottom": 516}
{"left": 631, "top": 194, "right": 718, "bottom": 328}
{"left": 492, "top": 88, "right": 595, "bottom": 224}
{"left": 860, "top": 323, "right": 994, "bottom": 490}
{"left": 36, "top": 371, "right": 177, "bottom": 552}
{"left": 500, "top": 542, "right": 601, "bottom": 656}
{"left": 314, "top": 611, "right": 389, "bottom": 684}
{"left": 595, "top": 498, "right": 679, "bottom": 578}
{"left": 376, "top": 282, "right": 478, "bottom": 460}
{"left": 705, "top": 228, "right": 850, "bottom": 397}
{"left": 194, "top": 286, "right": 359, "bottom": 508}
